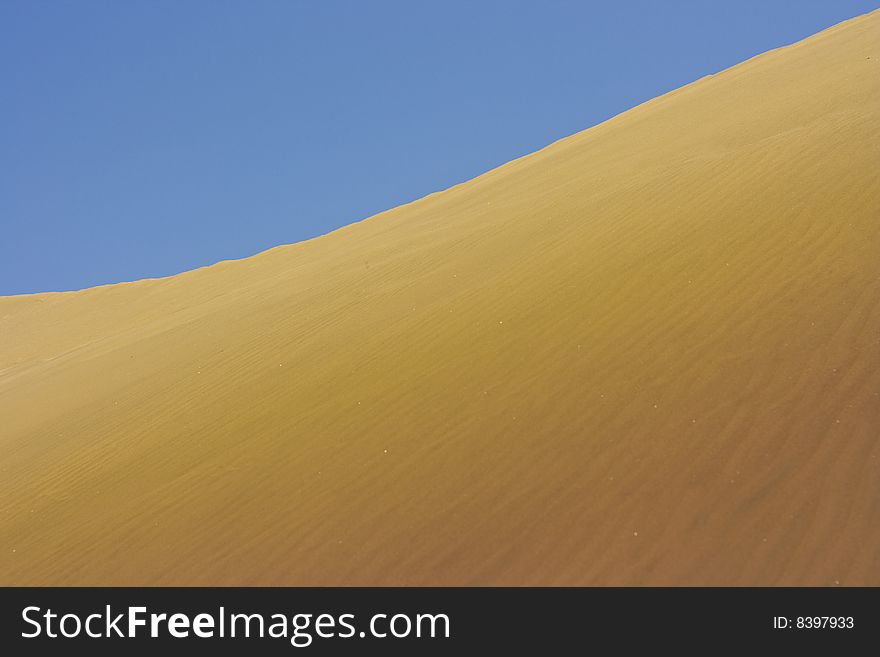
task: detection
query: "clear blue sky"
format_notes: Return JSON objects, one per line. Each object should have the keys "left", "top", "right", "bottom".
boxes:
{"left": 2, "top": 1, "right": 876, "bottom": 295}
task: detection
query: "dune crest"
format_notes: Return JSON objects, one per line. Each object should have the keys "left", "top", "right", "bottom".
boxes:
{"left": 1, "top": 11, "right": 879, "bottom": 585}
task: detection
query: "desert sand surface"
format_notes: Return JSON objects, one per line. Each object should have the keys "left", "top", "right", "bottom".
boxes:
{"left": 1, "top": 11, "right": 879, "bottom": 586}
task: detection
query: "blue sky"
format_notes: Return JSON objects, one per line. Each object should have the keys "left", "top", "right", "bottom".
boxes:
{"left": 2, "top": 0, "right": 876, "bottom": 295}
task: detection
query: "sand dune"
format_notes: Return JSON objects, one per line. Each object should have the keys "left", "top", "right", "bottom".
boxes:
{"left": 1, "top": 11, "right": 879, "bottom": 586}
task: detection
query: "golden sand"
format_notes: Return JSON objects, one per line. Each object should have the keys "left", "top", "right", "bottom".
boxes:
{"left": 1, "top": 11, "right": 878, "bottom": 585}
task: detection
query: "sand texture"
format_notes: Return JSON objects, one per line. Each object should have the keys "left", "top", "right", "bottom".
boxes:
{"left": 1, "top": 11, "right": 879, "bottom": 585}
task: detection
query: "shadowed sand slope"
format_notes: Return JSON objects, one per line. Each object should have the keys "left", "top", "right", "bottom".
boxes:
{"left": 1, "top": 11, "right": 879, "bottom": 586}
